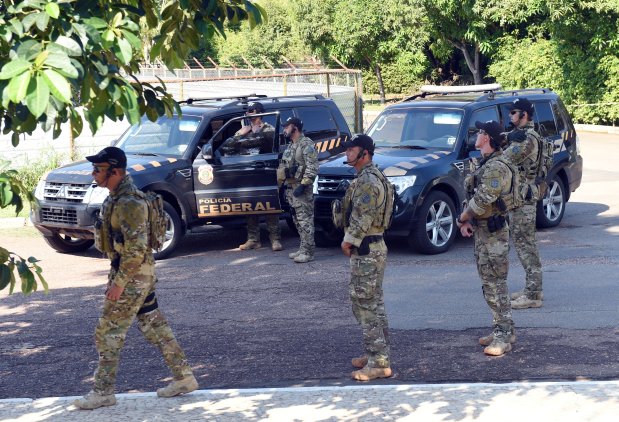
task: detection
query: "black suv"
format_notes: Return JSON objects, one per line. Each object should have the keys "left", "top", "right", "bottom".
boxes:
{"left": 31, "top": 94, "right": 352, "bottom": 259}
{"left": 313, "top": 85, "right": 583, "bottom": 254}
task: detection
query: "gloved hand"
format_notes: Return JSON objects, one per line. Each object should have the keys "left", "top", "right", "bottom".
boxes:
{"left": 293, "top": 184, "right": 307, "bottom": 197}
{"left": 507, "top": 129, "right": 527, "bottom": 143}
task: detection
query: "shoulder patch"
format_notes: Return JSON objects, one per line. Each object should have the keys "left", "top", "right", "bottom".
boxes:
{"left": 361, "top": 193, "right": 371, "bottom": 204}
{"left": 512, "top": 145, "right": 521, "bottom": 154}
{"left": 491, "top": 179, "right": 499, "bottom": 188}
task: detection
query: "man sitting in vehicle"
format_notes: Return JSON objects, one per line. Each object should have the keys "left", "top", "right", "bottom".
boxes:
{"left": 220, "top": 102, "right": 274, "bottom": 155}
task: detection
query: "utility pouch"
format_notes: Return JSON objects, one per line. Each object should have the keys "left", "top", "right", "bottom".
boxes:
{"left": 487, "top": 215, "right": 506, "bottom": 233}
{"left": 331, "top": 199, "right": 344, "bottom": 229}
{"left": 111, "top": 255, "right": 120, "bottom": 271}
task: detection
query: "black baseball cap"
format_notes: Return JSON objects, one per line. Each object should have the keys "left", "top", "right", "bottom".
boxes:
{"left": 341, "top": 134, "right": 375, "bottom": 154}
{"left": 86, "top": 146, "right": 127, "bottom": 169}
{"left": 283, "top": 116, "right": 303, "bottom": 130}
{"left": 475, "top": 120, "right": 503, "bottom": 144}
{"left": 508, "top": 97, "right": 534, "bottom": 116}
{"left": 247, "top": 101, "right": 265, "bottom": 113}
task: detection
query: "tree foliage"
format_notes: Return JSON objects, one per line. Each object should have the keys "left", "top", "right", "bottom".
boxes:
{"left": 0, "top": 0, "right": 265, "bottom": 294}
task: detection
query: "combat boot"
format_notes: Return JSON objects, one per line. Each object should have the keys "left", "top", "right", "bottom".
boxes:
{"left": 288, "top": 250, "right": 301, "bottom": 259}
{"left": 294, "top": 253, "right": 314, "bottom": 263}
{"left": 157, "top": 374, "right": 199, "bottom": 398}
{"left": 479, "top": 332, "right": 516, "bottom": 346}
{"left": 483, "top": 339, "right": 512, "bottom": 356}
{"left": 511, "top": 295, "right": 543, "bottom": 309}
{"left": 239, "top": 240, "right": 261, "bottom": 250}
{"left": 351, "top": 355, "right": 368, "bottom": 368}
{"left": 510, "top": 290, "right": 544, "bottom": 301}
{"left": 73, "top": 390, "right": 116, "bottom": 410}
{"left": 271, "top": 240, "right": 283, "bottom": 251}
{"left": 351, "top": 366, "right": 392, "bottom": 381}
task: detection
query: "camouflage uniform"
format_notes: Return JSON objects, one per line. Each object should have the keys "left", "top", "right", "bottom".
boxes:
{"left": 226, "top": 122, "right": 281, "bottom": 244}
{"left": 343, "top": 162, "right": 391, "bottom": 368}
{"left": 504, "top": 121, "right": 543, "bottom": 300}
{"left": 465, "top": 151, "right": 514, "bottom": 342}
{"left": 279, "top": 134, "right": 318, "bottom": 257}
{"left": 93, "top": 175, "right": 193, "bottom": 395}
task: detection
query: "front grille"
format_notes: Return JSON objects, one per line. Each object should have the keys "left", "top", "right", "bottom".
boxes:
{"left": 43, "top": 182, "right": 91, "bottom": 203}
{"left": 317, "top": 176, "right": 353, "bottom": 194}
{"left": 41, "top": 207, "right": 78, "bottom": 224}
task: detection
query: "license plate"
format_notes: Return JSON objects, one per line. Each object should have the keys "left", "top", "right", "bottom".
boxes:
{"left": 50, "top": 207, "right": 64, "bottom": 214}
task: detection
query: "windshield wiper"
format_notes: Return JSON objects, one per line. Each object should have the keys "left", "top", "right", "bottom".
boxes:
{"left": 130, "top": 152, "right": 159, "bottom": 156}
{"left": 390, "top": 145, "right": 428, "bottom": 150}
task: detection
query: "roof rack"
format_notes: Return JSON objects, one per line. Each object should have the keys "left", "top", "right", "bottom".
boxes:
{"left": 402, "top": 83, "right": 502, "bottom": 102}
{"left": 477, "top": 88, "right": 553, "bottom": 101}
{"left": 265, "top": 94, "right": 325, "bottom": 102}
{"left": 179, "top": 94, "right": 267, "bottom": 105}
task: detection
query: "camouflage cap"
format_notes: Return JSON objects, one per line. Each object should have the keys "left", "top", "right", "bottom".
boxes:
{"left": 85, "top": 146, "right": 127, "bottom": 169}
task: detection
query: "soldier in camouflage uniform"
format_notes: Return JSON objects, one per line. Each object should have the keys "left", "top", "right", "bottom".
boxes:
{"left": 339, "top": 134, "right": 393, "bottom": 381}
{"left": 223, "top": 102, "right": 282, "bottom": 252}
{"left": 277, "top": 117, "right": 318, "bottom": 263}
{"left": 457, "top": 121, "right": 516, "bottom": 356}
{"left": 74, "top": 147, "right": 197, "bottom": 410}
{"left": 503, "top": 98, "right": 544, "bottom": 309}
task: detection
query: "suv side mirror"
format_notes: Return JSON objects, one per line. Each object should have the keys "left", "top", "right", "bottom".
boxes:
{"left": 201, "top": 144, "right": 213, "bottom": 160}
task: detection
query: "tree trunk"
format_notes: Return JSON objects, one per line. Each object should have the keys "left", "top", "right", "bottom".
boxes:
{"left": 453, "top": 40, "right": 482, "bottom": 85}
{"left": 375, "top": 64, "right": 386, "bottom": 104}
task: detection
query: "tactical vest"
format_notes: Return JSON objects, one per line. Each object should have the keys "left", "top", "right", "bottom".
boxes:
{"left": 468, "top": 154, "right": 520, "bottom": 218}
{"left": 333, "top": 165, "right": 395, "bottom": 231}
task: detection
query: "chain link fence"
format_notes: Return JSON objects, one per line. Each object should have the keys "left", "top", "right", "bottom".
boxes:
{"left": 1, "top": 67, "right": 363, "bottom": 168}
{"left": 134, "top": 66, "right": 364, "bottom": 133}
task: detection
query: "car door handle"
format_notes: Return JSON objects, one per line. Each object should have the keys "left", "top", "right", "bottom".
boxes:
{"left": 254, "top": 161, "right": 266, "bottom": 168}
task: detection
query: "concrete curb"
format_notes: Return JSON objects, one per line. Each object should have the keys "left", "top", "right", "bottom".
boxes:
{"left": 574, "top": 124, "right": 619, "bottom": 134}
{"left": 1, "top": 380, "right": 618, "bottom": 421}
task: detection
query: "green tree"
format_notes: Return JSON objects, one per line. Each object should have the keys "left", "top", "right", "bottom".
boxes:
{"left": 210, "top": 0, "right": 308, "bottom": 68}
{"left": 0, "top": 0, "right": 265, "bottom": 294}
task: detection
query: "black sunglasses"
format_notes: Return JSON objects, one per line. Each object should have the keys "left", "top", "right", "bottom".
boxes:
{"left": 510, "top": 110, "right": 521, "bottom": 115}
{"left": 92, "top": 164, "right": 111, "bottom": 173}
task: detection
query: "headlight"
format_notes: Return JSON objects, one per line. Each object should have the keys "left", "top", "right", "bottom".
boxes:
{"left": 388, "top": 175, "right": 416, "bottom": 194}
{"left": 33, "top": 171, "right": 50, "bottom": 200}
{"left": 83, "top": 185, "right": 110, "bottom": 205}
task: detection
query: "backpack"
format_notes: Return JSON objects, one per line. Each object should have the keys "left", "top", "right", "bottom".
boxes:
{"left": 495, "top": 156, "right": 522, "bottom": 212}
{"left": 533, "top": 131, "right": 554, "bottom": 197}
{"left": 370, "top": 167, "right": 397, "bottom": 230}
{"left": 133, "top": 190, "right": 167, "bottom": 251}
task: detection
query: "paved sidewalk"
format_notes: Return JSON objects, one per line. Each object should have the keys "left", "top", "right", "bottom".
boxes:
{"left": 1, "top": 381, "right": 618, "bottom": 421}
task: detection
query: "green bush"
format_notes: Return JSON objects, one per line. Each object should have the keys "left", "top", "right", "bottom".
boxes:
{"left": 14, "top": 151, "right": 67, "bottom": 194}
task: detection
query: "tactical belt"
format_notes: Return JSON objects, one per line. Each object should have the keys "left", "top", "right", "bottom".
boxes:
{"left": 364, "top": 235, "right": 383, "bottom": 243}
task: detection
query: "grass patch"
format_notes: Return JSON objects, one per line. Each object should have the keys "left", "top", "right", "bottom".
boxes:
{"left": 0, "top": 226, "right": 40, "bottom": 238}
{"left": 0, "top": 203, "right": 31, "bottom": 218}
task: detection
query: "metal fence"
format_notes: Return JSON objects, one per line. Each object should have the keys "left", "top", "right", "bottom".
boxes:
{"left": 133, "top": 67, "right": 364, "bottom": 133}
{"left": 1, "top": 67, "right": 363, "bottom": 168}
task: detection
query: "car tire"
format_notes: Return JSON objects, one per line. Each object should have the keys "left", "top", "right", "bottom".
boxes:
{"left": 153, "top": 201, "right": 183, "bottom": 260}
{"left": 536, "top": 175, "right": 566, "bottom": 228}
{"left": 408, "top": 191, "right": 456, "bottom": 254}
{"left": 43, "top": 233, "right": 94, "bottom": 254}
{"left": 315, "top": 225, "right": 343, "bottom": 247}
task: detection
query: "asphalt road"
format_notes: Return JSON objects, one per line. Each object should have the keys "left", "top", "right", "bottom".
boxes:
{"left": 1, "top": 131, "right": 618, "bottom": 399}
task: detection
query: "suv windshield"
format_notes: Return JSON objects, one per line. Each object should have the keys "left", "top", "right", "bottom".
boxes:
{"left": 367, "top": 108, "right": 463, "bottom": 151}
{"left": 116, "top": 115, "right": 202, "bottom": 158}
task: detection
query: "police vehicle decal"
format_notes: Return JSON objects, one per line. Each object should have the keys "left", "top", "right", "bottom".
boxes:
{"left": 382, "top": 150, "right": 451, "bottom": 176}
{"left": 130, "top": 158, "right": 177, "bottom": 172}
{"left": 197, "top": 196, "right": 281, "bottom": 217}
{"left": 197, "top": 164, "right": 214, "bottom": 186}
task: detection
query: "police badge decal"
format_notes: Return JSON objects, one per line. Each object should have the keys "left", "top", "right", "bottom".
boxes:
{"left": 198, "top": 164, "right": 214, "bottom": 186}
